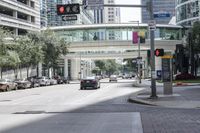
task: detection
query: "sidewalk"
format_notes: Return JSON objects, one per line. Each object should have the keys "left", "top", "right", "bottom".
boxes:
{"left": 129, "top": 79, "right": 200, "bottom": 109}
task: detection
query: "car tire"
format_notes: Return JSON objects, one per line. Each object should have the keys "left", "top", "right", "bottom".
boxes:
{"left": 80, "top": 87, "right": 83, "bottom": 90}
{"left": 6, "top": 86, "right": 9, "bottom": 92}
{"left": 15, "top": 86, "right": 18, "bottom": 90}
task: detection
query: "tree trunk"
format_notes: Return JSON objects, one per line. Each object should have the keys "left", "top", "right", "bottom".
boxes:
{"left": 19, "top": 64, "right": 22, "bottom": 79}
{"left": 0, "top": 67, "right": 2, "bottom": 79}
{"left": 27, "top": 66, "right": 29, "bottom": 78}
{"left": 14, "top": 69, "right": 18, "bottom": 79}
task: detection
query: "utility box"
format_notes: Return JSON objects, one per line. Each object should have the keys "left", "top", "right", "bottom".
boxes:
{"left": 162, "top": 55, "right": 173, "bottom": 95}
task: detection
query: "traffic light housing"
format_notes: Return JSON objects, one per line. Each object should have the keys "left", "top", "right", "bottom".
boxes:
{"left": 155, "top": 49, "right": 164, "bottom": 57}
{"left": 57, "top": 4, "right": 80, "bottom": 15}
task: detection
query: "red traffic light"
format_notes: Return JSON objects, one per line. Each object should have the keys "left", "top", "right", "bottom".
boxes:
{"left": 155, "top": 49, "right": 164, "bottom": 56}
{"left": 59, "top": 6, "right": 65, "bottom": 14}
{"left": 57, "top": 4, "right": 80, "bottom": 15}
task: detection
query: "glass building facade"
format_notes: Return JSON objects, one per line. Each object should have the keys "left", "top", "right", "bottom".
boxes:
{"left": 175, "top": 0, "right": 200, "bottom": 26}
{"left": 141, "top": 0, "right": 175, "bottom": 24}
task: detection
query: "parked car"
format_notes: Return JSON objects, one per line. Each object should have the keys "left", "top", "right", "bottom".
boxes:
{"left": 53, "top": 75, "right": 64, "bottom": 84}
{"left": 61, "top": 77, "right": 70, "bottom": 84}
{"left": 36, "top": 76, "right": 51, "bottom": 86}
{"left": 109, "top": 75, "right": 117, "bottom": 82}
{"left": 80, "top": 76, "right": 100, "bottom": 90}
{"left": 0, "top": 79, "right": 18, "bottom": 91}
{"left": 49, "top": 78, "right": 58, "bottom": 85}
{"left": 122, "top": 74, "right": 132, "bottom": 79}
{"left": 14, "top": 78, "right": 31, "bottom": 89}
{"left": 27, "top": 77, "right": 40, "bottom": 88}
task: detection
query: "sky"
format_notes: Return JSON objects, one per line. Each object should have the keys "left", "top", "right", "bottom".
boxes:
{"left": 115, "top": 0, "right": 141, "bottom": 23}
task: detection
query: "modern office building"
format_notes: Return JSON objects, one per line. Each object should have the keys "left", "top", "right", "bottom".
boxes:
{"left": 40, "top": 0, "right": 47, "bottom": 28}
{"left": 0, "top": 0, "right": 40, "bottom": 35}
{"left": 94, "top": 0, "right": 120, "bottom": 24}
{"left": 141, "top": 0, "right": 175, "bottom": 24}
{"left": 175, "top": 0, "right": 199, "bottom": 26}
{"left": 103, "top": 0, "right": 120, "bottom": 24}
{"left": 46, "top": 0, "right": 94, "bottom": 26}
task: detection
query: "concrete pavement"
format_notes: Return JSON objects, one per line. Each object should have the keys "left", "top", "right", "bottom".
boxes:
{"left": 129, "top": 79, "right": 200, "bottom": 109}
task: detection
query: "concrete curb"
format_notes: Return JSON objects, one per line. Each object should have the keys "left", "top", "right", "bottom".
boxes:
{"left": 128, "top": 97, "right": 157, "bottom": 106}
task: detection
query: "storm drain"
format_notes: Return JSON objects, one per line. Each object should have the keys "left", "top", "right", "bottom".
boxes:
{"left": 0, "top": 100, "right": 12, "bottom": 102}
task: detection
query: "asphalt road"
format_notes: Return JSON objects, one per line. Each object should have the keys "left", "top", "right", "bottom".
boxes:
{"left": 0, "top": 78, "right": 200, "bottom": 133}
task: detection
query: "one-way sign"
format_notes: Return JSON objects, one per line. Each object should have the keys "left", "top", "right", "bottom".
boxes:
{"left": 62, "top": 15, "right": 77, "bottom": 21}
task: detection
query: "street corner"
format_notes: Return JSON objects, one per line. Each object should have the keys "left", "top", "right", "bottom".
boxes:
{"left": 128, "top": 92, "right": 158, "bottom": 107}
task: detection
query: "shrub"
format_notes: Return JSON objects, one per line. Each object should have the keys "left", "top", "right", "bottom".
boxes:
{"left": 175, "top": 73, "right": 195, "bottom": 80}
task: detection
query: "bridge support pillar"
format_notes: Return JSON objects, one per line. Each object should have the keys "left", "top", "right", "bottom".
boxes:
{"left": 71, "top": 58, "right": 80, "bottom": 80}
{"left": 64, "top": 58, "right": 68, "bottom": 78}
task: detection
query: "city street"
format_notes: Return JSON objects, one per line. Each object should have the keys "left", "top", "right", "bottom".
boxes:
{"left": 0, "top": 79, "right": 200, "bottom": 133}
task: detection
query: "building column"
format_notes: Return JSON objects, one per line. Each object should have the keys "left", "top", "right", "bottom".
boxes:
{"left": 64, "top": 58, "right": 68, "bottom": 78}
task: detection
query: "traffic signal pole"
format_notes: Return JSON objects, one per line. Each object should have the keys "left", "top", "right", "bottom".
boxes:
{"left": 149, "top": 0, "right": 157, "bottom": 98}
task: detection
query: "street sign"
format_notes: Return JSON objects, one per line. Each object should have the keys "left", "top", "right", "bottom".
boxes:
{"left": 62, "top": 15, "right": 77, "bottom": 21}
{"left": 83, "top": 0, "right": 104, "bottom": 10}
{"left": 57, "top": 4, "right": 80, "bottom": 15}
{"left": 148, "top": 20, "right": 156, "bottom": 31}
{"left": 154, "top": 12, "right": 170, "bottom": 18}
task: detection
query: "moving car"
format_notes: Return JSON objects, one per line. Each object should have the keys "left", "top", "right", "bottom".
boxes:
{"left": 15, "top": 78, "right": 31, "bottom": 89}
{"left": 109, "top": 75, "right": 117, "bottom": 82}
{"left": 0, "top": 79, "right": 18, "bottom": 91}
{"left": 80, "top": 76, "right": 100, "bottom": 90}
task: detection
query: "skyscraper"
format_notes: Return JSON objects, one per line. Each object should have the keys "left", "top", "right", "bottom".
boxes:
{"left": 94, "top": 0, "right": 120, "bottom": 24}
{"left": 141, "top": 0, "right": 175, "bottom": 24}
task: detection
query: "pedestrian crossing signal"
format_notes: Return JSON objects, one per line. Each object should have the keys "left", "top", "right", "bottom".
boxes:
{"left": 155, "top": 49, "right": 164, "bottom": 57}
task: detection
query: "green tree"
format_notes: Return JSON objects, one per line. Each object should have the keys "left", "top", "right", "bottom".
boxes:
{"left": 40, "top": 29, "right": 68, "bottom": 76}
{"left": 92, "top": 67, "right": 100, "bottom": 75}
{"left": 190, "top": 21, "right": 200, "bottom": 76}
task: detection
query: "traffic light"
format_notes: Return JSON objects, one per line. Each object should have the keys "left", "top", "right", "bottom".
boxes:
{"left": 57, "top": 4, "right": 80, "bottom": 15}
{"left": 139, "top": 31, "right": 145, "bottom": 43}
{"left": 155, "top": 49, "right": 164, "bottom": 57}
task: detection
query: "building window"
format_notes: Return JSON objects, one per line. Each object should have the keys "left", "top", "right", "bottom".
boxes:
{"left": 31, "top": 1, "right": 35, "bottom": 8}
